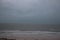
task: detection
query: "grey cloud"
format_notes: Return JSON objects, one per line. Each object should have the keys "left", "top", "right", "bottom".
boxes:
{"left": 0, "top": 0, "right": 60, "bottom": 24}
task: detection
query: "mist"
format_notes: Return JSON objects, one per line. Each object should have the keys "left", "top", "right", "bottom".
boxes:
{"left": 0, "top": 0, "right": 60, "bottom": 24}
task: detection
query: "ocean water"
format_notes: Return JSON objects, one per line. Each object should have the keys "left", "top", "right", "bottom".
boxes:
{"left": 0, "top": 30, "right": 60, "bottom": 37}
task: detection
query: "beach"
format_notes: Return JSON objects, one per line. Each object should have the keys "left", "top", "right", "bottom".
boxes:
{"left": 0, "top": 30, "right": 60, "bottom": 40}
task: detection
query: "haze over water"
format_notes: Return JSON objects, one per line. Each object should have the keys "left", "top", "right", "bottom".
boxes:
{"left": 0, "top": 1, "right": 60, "bottom": 40}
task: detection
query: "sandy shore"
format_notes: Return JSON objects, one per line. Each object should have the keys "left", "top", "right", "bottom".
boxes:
{"left": 1, "top": 36, "right": 59, "bottom": 40}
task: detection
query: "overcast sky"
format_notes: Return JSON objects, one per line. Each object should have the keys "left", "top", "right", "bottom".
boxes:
{"left": 0, "top": 0, "right": 60, "bottom": 24}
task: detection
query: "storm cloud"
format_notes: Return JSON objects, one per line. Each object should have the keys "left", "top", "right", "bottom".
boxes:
{"left": 0, "top": 0, "right": 60, "bottom": 24}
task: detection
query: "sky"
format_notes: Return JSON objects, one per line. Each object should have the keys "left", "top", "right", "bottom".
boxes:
{"left": 0, "top": 0, "right": 60, "bottom": 24}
